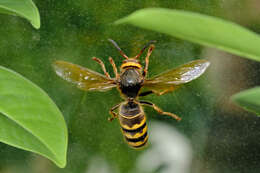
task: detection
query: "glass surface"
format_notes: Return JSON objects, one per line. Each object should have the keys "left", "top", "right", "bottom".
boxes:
{"left": 0, "top": 0, "right": 259, "bottom": 173}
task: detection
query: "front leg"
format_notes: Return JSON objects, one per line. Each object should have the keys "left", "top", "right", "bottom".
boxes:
{"left": 92, "top": 57, "right": 111, "bottom": 79}
{"left": 143, "top": 44, "right": 155, "bottom": 77}
{"left": 109, "top": 57, "right": 119, "bottom": 79}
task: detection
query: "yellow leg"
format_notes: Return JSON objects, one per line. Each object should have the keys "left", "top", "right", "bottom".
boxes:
{"left": 92, "top": 57, "right": 111, "bottom": 78}
{"left": 157, "top": 86, "right": 176, "bottom": 96}
{"left": 109, "top": 57, "right": 119, "bottom": 79}
{"left": 108, "top": 103, "right": 120, "bottom": 122}
{"left": 140, "top": 100, "right": 181, "bottom": 121}
{"left": 143, "top": 44, "right": 155, "bottom": 77}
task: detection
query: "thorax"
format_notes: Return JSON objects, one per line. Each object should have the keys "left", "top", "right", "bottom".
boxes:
{"left": 119, "top": 67, "right": 143, "bottom": 98}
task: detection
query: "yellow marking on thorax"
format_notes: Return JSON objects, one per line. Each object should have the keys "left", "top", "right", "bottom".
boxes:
{"left": 121, "top": 62, "right": 142, "bottom": 69}
{"left": 120, "top": 115, "right": 146, "bottom": 130}
{"left": 122, "top": 125, "right": 147, "bottom": 139}
{"left": 127, "top": 135, "right": 148, "bottom": 147}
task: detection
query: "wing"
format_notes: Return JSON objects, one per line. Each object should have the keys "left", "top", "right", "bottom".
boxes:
{"left": 143, "top": 59, "right": 210, "bottom": 95}
{"left": 53, "top": 60, "right": 116, "bottom": 91}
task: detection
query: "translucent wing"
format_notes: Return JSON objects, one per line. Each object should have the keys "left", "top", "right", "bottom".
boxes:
{"left": 53, "top": 60, "right": 116, "bottom": 91}
{"left": 143, "top": 59, "right": 210, "bottom": 95}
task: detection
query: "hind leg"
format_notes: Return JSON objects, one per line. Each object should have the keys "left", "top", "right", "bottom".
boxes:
{"left": 108, "top": 103, "right": 120, "bottom": 122}
{"left": 140, "top": 100, "right": 181, "bottom": 121}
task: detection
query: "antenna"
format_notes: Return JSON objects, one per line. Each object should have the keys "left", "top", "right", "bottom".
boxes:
{"left": 108, "top": 39, "right": 128, "bottom": 59}
{"left": 135, "top": 40, "right": 156, "bottom": 59}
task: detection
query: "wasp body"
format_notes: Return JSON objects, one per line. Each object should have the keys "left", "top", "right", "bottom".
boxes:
{"left": 118, "top": 101, "right": 147, "bottom": 148}
{"left": 53, "top": 39, "right": 210, "bottom": 149}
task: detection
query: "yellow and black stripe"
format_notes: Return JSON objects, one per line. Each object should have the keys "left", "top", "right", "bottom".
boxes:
{"left": 118, "top": 105, "right": 148, "bottom": 149}
{"left": 120, "top": 60, "right": 142, "bottom": 69}
{"left": 121, "top": 62, "right": 142, "bottom": 69}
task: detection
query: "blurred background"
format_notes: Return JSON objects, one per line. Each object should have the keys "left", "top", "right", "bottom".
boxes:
{"left": 0, "top": 0, "right": 260, "bottom": 173}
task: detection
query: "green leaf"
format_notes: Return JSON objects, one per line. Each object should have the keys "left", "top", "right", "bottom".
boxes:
{"left": 115, "top": 8, "right": 260, "bottom": 62}
{"left": 0, "top": 66, "right": 67, "bottom": 168}
{"left": 231, "top": 87, "right": 260, "bottom": 115}
{"left": 0, "top": 0, "right": 40, "bottom": 29}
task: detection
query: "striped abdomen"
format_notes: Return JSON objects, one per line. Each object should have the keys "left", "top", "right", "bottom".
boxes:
{"left": 118, "top": 101, "right": 148, "bottom": 149}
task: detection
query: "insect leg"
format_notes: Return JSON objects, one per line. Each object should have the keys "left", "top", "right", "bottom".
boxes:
{"left": 143, "top": 44, "right": 155, "bottom": 77}
{"left": 140, "top": 100, "right": 181, "bottom": 121}
{"left": 92, "top": 57, "right": 111, "bottom": 78}
{"left": 109, "top": 57, "right": 119, "bottom": 79}
{"left": 108, "top": 103, "right": 120, "bottom": 122}
{"left": 139, "top": 91, "right": 154, "bottom": 97}
{"left": 157, "top": 86, "right": 177, "bottom": 95}
{"left": 140, "top": 86, "right": 178, "bottom": 97}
